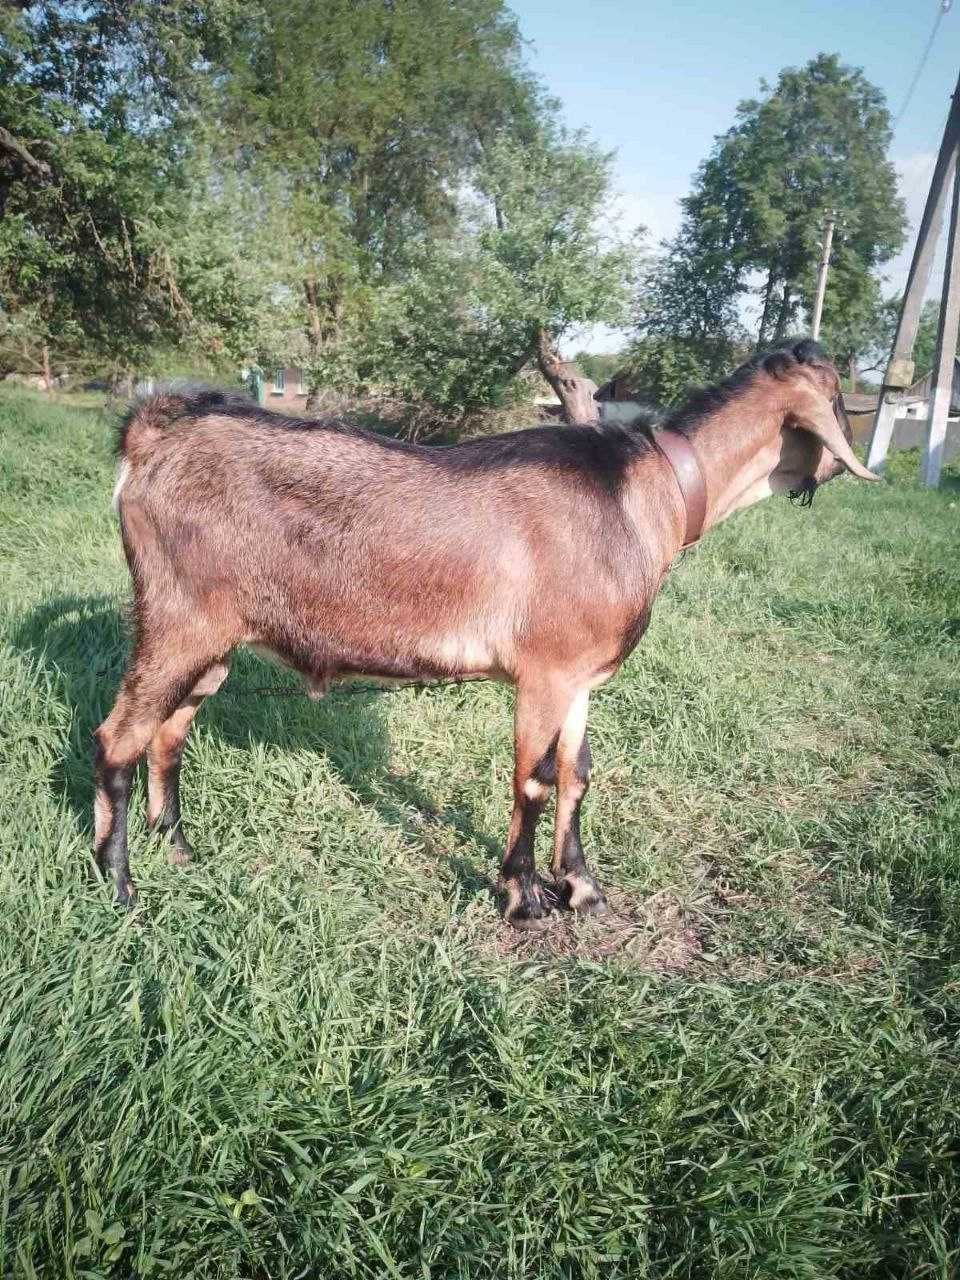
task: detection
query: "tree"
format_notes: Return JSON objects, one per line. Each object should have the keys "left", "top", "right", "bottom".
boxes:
{"left": 622, "top": 236, "right": 741, "bottom": 406}
{"left": 0, "top": 2, "right": 263, "bottom": 382}
{"left": 471, "top": 132, "right": 636, "bottom": 421}
{"left": 360, "top": 131, "right": 636, "bottom": 422}
{"left": 618, "top": 335, "right": 734, "bottom": 408}
{"left": 208, "top": 0, "right": 543, "bottom": 406}
{"left": 572, "top": 351, "right": 623, "bottom": 386}
{"left": 0, "top": 0, "right": 636, "bottom": 421}
{"left": 911, "top": 299, "right": 943, "bottom": 378}
{"left": 640, "top": 54, "right": 905, "bottom": 359}
{"left": 816, "top": 267, "right": 891, "bottom": 389}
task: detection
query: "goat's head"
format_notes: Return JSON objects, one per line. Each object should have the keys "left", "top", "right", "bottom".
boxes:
{"left": 766, "top": 340, "right": 878, "bottom": 500}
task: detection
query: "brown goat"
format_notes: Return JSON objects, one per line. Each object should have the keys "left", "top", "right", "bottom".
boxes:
{"left": 94, "top": 340, "right": 876, "bottom": 927}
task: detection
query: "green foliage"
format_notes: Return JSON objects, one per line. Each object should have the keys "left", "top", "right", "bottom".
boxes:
{"left": 472, "top": 132, "right": 634, "bottom": 338}
{"left": 635, "top": 53, "right": 906, "bottom": 379}
{"left": 3, "top": 390, "right": 960, "bottom": 1276}
{"left": 206, "top": 0, "right": 544, "bottom": 399}
{"left": 571, "top": 351, "right": 623, "bottom": 385}
{"left": 634, "top": 222, "right": 745, "bottom": 352}
{"left": 912, "top": 298, "right": 942, "bottom": 377}
{"left": 343, "top": 132, "right": 635, "bottom": 416}
{"left": 215, "top": 0, "right": 539, "bottom": 274}
{"left": 815, "top": 259, "right": 890, "bottom": 377}
{"left": 887, "top": 297, "right": 946, "bottom": 380}
{"left": 620, "top": 334, "right": 734, "bottom": 407}
{"left": 1, "top": 1, "right": 634, "bottom": 413}
{"left": 0, "top": 2, "right": 264, "bottom": 379}
{"left": 0, "top": 0, "right": 550, "bottom": 388}
{"left": 847, "top": 296, "right": 950, "bottom": 387}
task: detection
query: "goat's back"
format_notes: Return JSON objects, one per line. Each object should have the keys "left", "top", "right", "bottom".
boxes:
{"left": 114, "top": 394, "right": 656, "bottom": 682}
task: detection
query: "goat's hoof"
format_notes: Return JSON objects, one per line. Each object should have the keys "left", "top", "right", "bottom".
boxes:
{"left": 501, "top": 879, "right": 554, "bottom": 931}
{"left": 575, "top": 896, "right": 608, "bottom": 918}
{"left": 150, "top": 822, "right": 194, "bottom": 866}
{"left": 561, "top": 873, "right": 608, "bottom": 917}
{"left": 114, "top": 878, "right": 138, "bottom": 910}
{"left": 167, "top": 841, "right": 193, "bottom": 867}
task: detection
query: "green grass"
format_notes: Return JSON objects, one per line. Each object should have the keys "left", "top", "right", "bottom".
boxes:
{"left": 1, "top": 385, "right": 959, "bottom": 1279}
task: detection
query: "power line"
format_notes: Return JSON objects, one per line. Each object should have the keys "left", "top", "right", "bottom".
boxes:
{"left": 893, "top": 0, "right": 953, "bottom": 132}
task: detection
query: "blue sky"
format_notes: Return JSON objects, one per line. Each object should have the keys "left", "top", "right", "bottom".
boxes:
{"left": 509, "top": 0, "right": 960, "bottom": 349}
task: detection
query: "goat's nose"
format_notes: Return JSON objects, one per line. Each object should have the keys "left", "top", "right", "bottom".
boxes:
{"left": 814, "top": 452, "right": 844, "bottom": 484}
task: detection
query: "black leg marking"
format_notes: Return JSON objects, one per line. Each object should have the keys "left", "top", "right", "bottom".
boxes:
{"left": 93, "top": 741, "right": 137, "bottom": 908}
{"left": 500, "top": 794, "right": 551, "bottom": 930}
{"left": 531, "top": 735, "right": 559, "bottom": 788}
{"left": 554, "top": 733, "right": 606, "bottom": 916}
{"left": 556, "top": 810, "right": 606, "bottom": 915}
{"left": 576, "top": 735, "right": 592, "bottom": 780}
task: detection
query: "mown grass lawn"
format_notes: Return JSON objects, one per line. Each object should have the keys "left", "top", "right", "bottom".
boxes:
{"left": 1, "top": 385, "right": 959, "bottom": 1279}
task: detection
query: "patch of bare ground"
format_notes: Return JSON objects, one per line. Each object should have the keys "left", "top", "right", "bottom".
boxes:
{"left": 483, "top": 885, "right": 706, "bottom": 970}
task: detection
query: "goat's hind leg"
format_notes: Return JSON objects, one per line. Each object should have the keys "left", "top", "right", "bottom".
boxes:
{"left": 146, "top": 661, "right": 229, "bottom": 864}
{"left": 93, "top": 653, "right": 223, "bottom": 906}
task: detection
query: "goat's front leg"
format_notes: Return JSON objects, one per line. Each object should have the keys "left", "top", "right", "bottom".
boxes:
{"left": 550, "top": 690, "right": 606, "bottom": 915}
{"left": 499, "top": 680, "right": 572, "bottom": 931}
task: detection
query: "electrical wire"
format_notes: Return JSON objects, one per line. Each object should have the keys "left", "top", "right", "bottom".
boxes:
{"left": 893, "top": 0, "right": 953, "bottom": 131}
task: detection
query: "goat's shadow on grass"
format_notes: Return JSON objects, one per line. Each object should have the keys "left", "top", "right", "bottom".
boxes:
{"left": 11, "top": 593, "right": 500, "bottom": 905}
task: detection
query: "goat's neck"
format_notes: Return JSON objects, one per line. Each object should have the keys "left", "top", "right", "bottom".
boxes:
{"left": 622, "top": 387, "right": 786, "bottom": 575}
{"left": 684, "top": 388, "right": 784, "bottom": 532}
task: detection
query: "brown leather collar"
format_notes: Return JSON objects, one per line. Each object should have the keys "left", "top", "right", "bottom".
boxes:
{"left": 650, "top": 429, "right": 707, "bottom": 548}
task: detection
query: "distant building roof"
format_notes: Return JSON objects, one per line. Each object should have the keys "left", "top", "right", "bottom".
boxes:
{"left": 842, "top": 391, "right": 880, "bottom": 414}
{"left": 905, "top": 356, "right": 960, "bottom": 412}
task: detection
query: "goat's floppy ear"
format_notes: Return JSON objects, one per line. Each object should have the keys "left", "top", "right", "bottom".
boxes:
{"left": 789, "top": 395, "right": 879, "bottom": 481}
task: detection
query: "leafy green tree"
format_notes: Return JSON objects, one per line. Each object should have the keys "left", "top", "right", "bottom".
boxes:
{"left": 0, "top": 2, "right": 262, "bottom": 382}
{"left": 472, "top": 132, "right": 636, "bottom": 420}
{"left": 361, "top": 131, "right": 636, "bottom": 421}
{"left": 209, "top": 0, "right": 542, "bottom": 405}
{"left": 911, "top": 299, "right": 943, "bottom": 378}
{"left": 616, "top": 337, "right": 716, "bottom": 407}
{"left": 636, "top": 53, "right": 905, "bottom": 366}
{"left": 816, "top": 266, "right": 891, "bottom": 388}
{"left": 1, "top": 0, "right": 636, "bottom": 421}
{"left": 835, "top": 296, "right": 942, "bottom": 390}
{"left": 572, "top": 351, "right": 623, "bottom": 386}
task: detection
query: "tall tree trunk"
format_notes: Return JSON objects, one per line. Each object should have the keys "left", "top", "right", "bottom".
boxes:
{"left": 771, "top": 286, "right": 793, "bottom": 345}
{"left": 848, "top": 357, "right": 857, "bottom": 394}
{"left": 757, "top": 268, "right": 778, "bottom": 346}
{"left": 302, "top": 278, "right": 324, "bottom": 410}
{"left": 535, "top": 329, "right": 598, "bottom": 425}
{"left": 41, "top": 343, "right": 51, "bottom": 393}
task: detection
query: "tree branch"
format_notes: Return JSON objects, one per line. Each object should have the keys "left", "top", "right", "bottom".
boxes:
{"left": 535, "top": 327, "right": 598, "bottom": 424}
{"left": 0, "top": 126, "right": 52, "bottom": 181}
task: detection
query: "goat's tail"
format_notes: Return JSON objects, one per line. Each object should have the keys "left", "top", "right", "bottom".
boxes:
{"left": 116, "top": 392, "right": 193, "bottom": 463}
{"left": 117, "top": 385, "right": 252, "bottom": 462}
{"left": 113, "top": 386, "right": 250, "bottom": 513}
{"left": 113, "top": 393, "right": 194, "bottom": 513}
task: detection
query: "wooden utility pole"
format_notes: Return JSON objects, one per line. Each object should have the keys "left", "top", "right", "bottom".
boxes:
{"left": 810, "top": 217, "right": 835, "bottom": 341}
{"left": 867, "top": 71, "right": 960, "bottom": 485}
{"left": 924, "top": 156, "right": 960, "bottom": 484}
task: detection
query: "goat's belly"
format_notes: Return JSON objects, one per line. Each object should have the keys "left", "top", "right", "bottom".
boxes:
{"left": 247, "top": 627, "right": 503, "bottom": 694}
